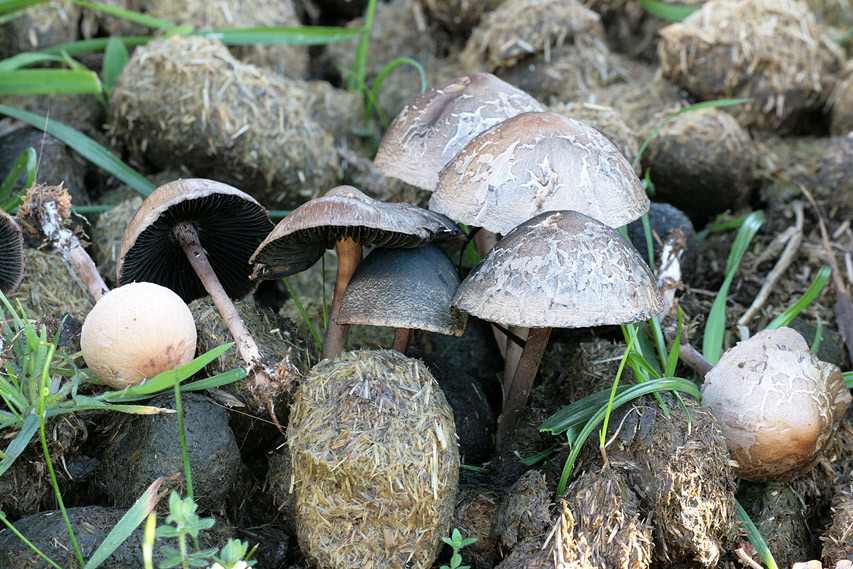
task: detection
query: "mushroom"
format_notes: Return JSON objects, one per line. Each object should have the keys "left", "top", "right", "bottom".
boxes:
{"left": 429, "top": 110, "right": 650, "bottom": 386}
{"left": 117, "top": 179, "right": 282, "bottom": 408}
{"left": 336, "top": 244, "right": 467, "bottom": 355}
{"left": 0, "top": 210, "right": 24, "bottom": 296}
{"left": 373, "top": 72, "right": 544, "bottom": 192}
{"left": 701, "top": 327, "right": 852, "bottom": 482}
{"left": 81, "top": 281, "right": 197, "bottom": 389}
{"left": 250, "top": 185, "right": 461, "bottom": 360}
{"left": 452, "top": 210, "right": 664, "bottom": 448}
{"left": 429, "top": 111, "right": 649, "bottom": 236}
{"left": 16, "top": 183, "right": 109, "bottom": 301}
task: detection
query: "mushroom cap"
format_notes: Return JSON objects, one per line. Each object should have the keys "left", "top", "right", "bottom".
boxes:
{"left": 0, "top": 211, "right": 24, "bottom": 295}
{"left": 249, "top": 185, "right": 462, "bottom": 281}
{"left": 452, "top": 210, "right": 664, "bottom": 328}
{"left": 701, "top": 327, "right": 852, "bottom": 482}
{"left": 429, "top": 111, "right": 649, "bottom": 234}
{"left": 337, "top": 244, "right": 467, "bottom": 336}
{"left": 117, "top": 178, "right": 274, "bottom": 303}
{"left": 81, "top": 281, "right": 197, "bottom": 388}
{"left": 373, "top": 72, "right": 544, "bottom": 191}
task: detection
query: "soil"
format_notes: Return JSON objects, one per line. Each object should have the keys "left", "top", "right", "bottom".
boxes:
{"left": 1, "top": 1, "right": 853, "bottom": 569}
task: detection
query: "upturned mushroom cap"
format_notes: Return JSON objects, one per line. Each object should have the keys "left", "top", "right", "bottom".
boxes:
{"left": 81, "top": 281, "right": 197, "bottom": 388}
{"left": 337, "top": 244, "right": 467, "bottom": 336}
{"left": 429, "top": 111, "right": 649, "bottom": 234}
{"left": 701, "top": 327, "right": 852, "bottom": 482}
{"left": 0, "top": 211, "right": 24, "bottom": 295}
{"left": 373, "top": 72, "right": 544, "bottom": 191}
{"left": 117, "top": 178, "right": 274, "bottom": 303}
{"left": 250, "top": 185, "right": 462, "bottom": 281}
{"left": 452, "top": 210, "right": 664, "bottom": 328}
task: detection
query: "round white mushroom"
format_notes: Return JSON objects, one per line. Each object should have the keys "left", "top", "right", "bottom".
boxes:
{"left": 701, "top": 327, "right": 852, "bottom": 482}
{"left": 81, "top": 281, "right": 197, "bottom": 388}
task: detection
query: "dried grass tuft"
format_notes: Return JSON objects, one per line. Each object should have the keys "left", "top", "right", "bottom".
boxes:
{"left": 461, "top": 0, "right": 605, "bottom": 71}
{"left": 288, "top": 349, "right": 459, "bottom": 569}
{"left": 11, "top": 248, "right": 95, "bottom": 319}
{"left": 657, "top": 0, "right": 844, "bottom": 131}
{"left": 109, "top": 34, "right": 340, "bottom": 209}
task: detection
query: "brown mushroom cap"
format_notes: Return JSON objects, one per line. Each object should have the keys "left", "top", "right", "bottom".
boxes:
{"left": 81, "top": 281, "right": 197, "bottom": 388}
{"left": 337, "top": 244, "right": 467, "bottom": 336}
{"left": 249, "top": 185, "right": 462, "bottom": 281}
{"left": 373, "top": 72, "right": 544, "bottom": 192}
{"left": 117, "top": 178, "right": 273, "bottom": 303}
{"left": 452, "top": 210, "right": 664, "bottom": 328}
{"left": 0, "top": 211, "right": 24, "bottom": 295}
{"left": 429, "top": 111, "right": 649, "bottom": 234}
{"left": 701, "top": 327, "right": 852, "bottom": 482}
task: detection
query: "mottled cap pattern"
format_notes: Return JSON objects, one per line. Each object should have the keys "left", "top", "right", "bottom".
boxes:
{"left": 452, "top": 210, "right": 664, "bottom": 328}
{"left": 430, "top": 111, "right": 649, "bottom": 234}
{"left": 250, "top": 185, "right": 462, "bottom": 280}
{"left": 374, "top": 72, "right": 544, "bottom": 191}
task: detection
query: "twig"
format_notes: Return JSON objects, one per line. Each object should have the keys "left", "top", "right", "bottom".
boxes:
{"left": 737, "top": 201, "right": 804, "bottom": 327}
{"left": 735, "top": 547, "right": 766, "bottom": 569}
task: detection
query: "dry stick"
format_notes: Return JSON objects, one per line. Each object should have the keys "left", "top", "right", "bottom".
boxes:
{"left": 496, "top": 327, "right": 551, "bottom": 451}
{"left": 798, "top": 184, "right": 853, "bottom": 363}
{"left": 737, "top": 201, "right": 804, "bottom": 329}
{"left": 321, "top": 237, "right": 363, "bottom": 360}
{"left": 42, "top": 200, "right": 109, "bottom": 302}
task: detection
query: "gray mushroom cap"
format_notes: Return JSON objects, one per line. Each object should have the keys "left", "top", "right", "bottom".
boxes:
{"left": 0, "top": 210, "right": 24, "bottom": 295}
{"left": 250, "top": 185, "right": 462, "bottom": 281}
{"left": 337, "top": 244, "right": 467, "bottom": 336}
{"left": 373, "top": 72, "right": 544, "bottom": 192}
{"left": 452, "top": 210, "right": 664, "bottom": 328}
{"left": 429, "top": 111, "right": 649, "bottom": 234}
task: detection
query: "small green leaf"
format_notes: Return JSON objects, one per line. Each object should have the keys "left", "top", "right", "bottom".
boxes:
{"left": 0, "top": 0, "right": 46, "bottom": 15}
{"left": 101, "top": 37, "right": 129, "bottom": 99}
{"left": 764, "top": 265, "right": 831, "bottom": 331}
{"left": 637, "top": 0, "right": 702, "bottom": 21}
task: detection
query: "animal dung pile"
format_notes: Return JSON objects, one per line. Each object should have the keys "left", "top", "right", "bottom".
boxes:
{"left": 287, "top": 349, "right": 459, "bottom": 569}
{"left": 108, "top": 34, "right": 340, "bottom": 209}
{"left": 657, "top": 0, "right": 844, "bottom": 132}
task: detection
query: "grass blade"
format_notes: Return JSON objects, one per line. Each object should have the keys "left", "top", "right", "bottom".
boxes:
{"left": 703, "top": 210, "right": 765, "bottom": 364}
{"left": 0, "top": 104, "right": 156, "bottom": 196}
{"left": 844, "top": 371, "right": 852, "bottom": 388}
{"left": 637, "top": 0, "right": 702, "bottom": 21}
{"left": 0, "top": 0, "right": 45, "bottom": 14}
{"left": 764, "top": 265, "right": 832, "bottom": 330}
{"left": 203, "top": 26, "right": 363, "bottom": 46}
{"left": 0, "top": 52, "right": 66, "bottom": 71}
{"left": 0, "top": 69, "right": 102, "bottom": 95}
{"left": 1, "top": 146, "right": 36, "bottom": 209}
{"left": 736, "top": 499, "right": 778, "bottom": 569}
{"left": 69, "top": 0, "right": 176, "bottom": 29}
{"left": 83, "top": 478, "right": 165, "bottom": 569}
{"left": 0, "top": 411, "right": 40, "bottom": 477}
{"left": 101, "top": 37, "right": 129, "bottom": 99}
{"left": 39, "top": 36, "right": 153, "bottom": 57}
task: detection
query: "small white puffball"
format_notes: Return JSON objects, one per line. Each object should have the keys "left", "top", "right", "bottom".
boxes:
{"left": 701, "top": 327, "right": 852, "bottom": 482}
{"left": 81, "top": 282, "right": 197, "bottom": 388}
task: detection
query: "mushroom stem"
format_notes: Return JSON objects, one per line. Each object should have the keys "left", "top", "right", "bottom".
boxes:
{"left": 391, "top": 328, "right": 414, "bottom": 355}
{"left": 321, "top": 237, "right": 363, "bottom": 360}
{"left": 44, "top": 200, "right": 109, "bottom": 302}
{"left": 173, "top": 223, "right": 264, "bottom": 373}
{"left": 496, "top": 326, "right": 551, "bottom": 451}
{"left": 502, "top": 325, "right": 530, "bottom": 397}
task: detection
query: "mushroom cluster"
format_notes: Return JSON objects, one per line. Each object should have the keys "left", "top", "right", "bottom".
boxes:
{"left": 375, "top": 81, "right": 662, "bottom": 447}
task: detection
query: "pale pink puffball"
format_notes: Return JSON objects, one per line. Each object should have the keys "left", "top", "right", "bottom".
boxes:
{"left": 81, "top": 281, "right": 197, "bottom": 388}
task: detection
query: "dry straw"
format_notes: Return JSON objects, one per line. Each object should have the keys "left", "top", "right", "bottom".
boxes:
{"left": 657, "top": 0, "right": 844, "bottom": 131}
{"left": 109, "top": 35, "right": 340, "bottom": 209}
{"left": 288, "top": 349, "right": 459, "bottom": 569}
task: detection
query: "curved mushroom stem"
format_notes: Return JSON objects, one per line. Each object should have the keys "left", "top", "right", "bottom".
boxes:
{"left": 496, "top": 327, "right": 551, "bottom": 452}
{"left": 391, "top": 328, "right": 414, "bottom": 355}
{"left": 503, "top": 325, "right": 530, "bottom": 397}
{"left": 321, "top": 237, "right": 363, "bottom": 360}
{"left": 173, "top": 223, "right": 266, "bottom": 376}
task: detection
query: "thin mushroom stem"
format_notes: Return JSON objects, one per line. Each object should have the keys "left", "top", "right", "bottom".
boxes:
{"left": 321, "top": 237, "right": 363, "bottom": 360}
{"left": 496, "top": 326, "right": 551, "bottom": 451}
{"left": 173, "top": 223, "right": 265, "bottom": 374}
{"left": 503, "top": 325, "right": 530, "bottom": 398}
{"left": 391, "top": 328, "right": 414, "bottom": 355}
